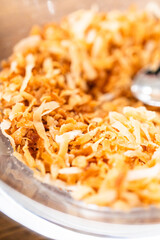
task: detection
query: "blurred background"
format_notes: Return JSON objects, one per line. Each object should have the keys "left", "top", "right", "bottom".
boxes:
{"left": 1, "top": 0, "right": 160, "bottom": 60}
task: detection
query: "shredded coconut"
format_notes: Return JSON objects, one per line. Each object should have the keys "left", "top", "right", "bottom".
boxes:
{"left": 127, "top": 164, "right": 160, "bottom": 181}
{"left": 20, "top": 54, "right": 35, "bottom": 92}
{"left": 14, "top": 35, "right": 41, "bottom": 53}
{"left": 1, "top": 8, "right": 160, "bottom": 209}
{"left": 55, "top": 130, "right": 82, "bottom": 158}
{"left": 59, "top": 167, "right": 82, "bottom": 174}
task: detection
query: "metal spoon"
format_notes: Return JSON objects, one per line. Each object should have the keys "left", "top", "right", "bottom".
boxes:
{"left": 131, "top": 66, "right": 160, "bottom": 107}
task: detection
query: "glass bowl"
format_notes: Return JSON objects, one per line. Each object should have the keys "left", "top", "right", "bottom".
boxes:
{"left": 1, "top": 0, "right": 160, "bottom": 239}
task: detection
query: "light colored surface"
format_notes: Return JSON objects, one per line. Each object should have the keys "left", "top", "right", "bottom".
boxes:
{"left": 1, "top": 189, "right": 160, "bottom": 240}
{"left": 0, "top": 183, "right": 110, "bottom": 240}
{"left": 1, "top": 180, "right": 160, "bottom": 239}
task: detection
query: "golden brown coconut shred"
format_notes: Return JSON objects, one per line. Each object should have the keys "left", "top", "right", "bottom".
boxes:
{"left": 1, "top": 7, "right": 160, "bottom": 209}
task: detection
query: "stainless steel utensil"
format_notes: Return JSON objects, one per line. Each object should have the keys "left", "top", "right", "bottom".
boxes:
{"left": 131, "top": 66, "right": 160, "bottom": 107}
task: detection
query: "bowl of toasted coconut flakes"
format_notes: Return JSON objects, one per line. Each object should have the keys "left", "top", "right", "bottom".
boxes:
{"left": 2, "top": 0, "right": 160, "bottom": 239}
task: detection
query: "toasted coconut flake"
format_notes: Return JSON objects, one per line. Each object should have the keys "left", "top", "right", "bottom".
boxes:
{"left": 109, "top": 112, "right": 129, "bottom": 126}
{"left": 68, "top": 10, "right": 95, "bottom": 39}
{"left": 152, "top": 147, "right": 160, "bottom": 161}
{"left": 23, "top": 99, "right": 36, "bottom": 117}
{"left": 146, "top": 2, "right": 160, "bottom": 18}
{"left": 2, "top": 92, "right": 12, "bottom": 102}
{"left": 130, "top": 118, "right": 141, "bottom": 144}
{"left": 59, "top": 167, "right": 82, "bottom": 174}
{"left": 23, "top": 140, "right": 35, "bottom": 167}
{"left": 90, "top": 137, "right": 104, "bottom": 152}
{"left": 69, "top": 44, "right": 82, "bottom": 87}
{"left": 127, "top": 164, "right": 160, "bottom": 181}
{"left": 33, "top": 101, "right": 59, "bottom": 154}
{"left": 123, "top": 107, "right": 156, "bottom": 122}
{"left": 14, "top": 35, "right": 41, "bottom": 53}
{"left": 99, "top": 93, "right": 115, "bottom": 102}
{"left": 9, "top": 103, "right": 24, "bottom": 121}
{"left": 50, "top": 164, "right": 59, "bottom": 179}
{"left": 10, "top": 61, "right": 18, "bottom": 73}
{"left": 76, "top": 128, "right": 98, "bottom": 145}
{"left": 20, "top": 54, "right": 35, "bottom": 92}
{"left": 141, "top": 123, "right": 151, "bottom": 142}
{"left": 55, "top": 130, "right": 82, "bottom": 158}
{"left": 112, "top": 121, "right": 134, "bottom": 142}
{"left": 55, "top": 130, "right": 82, "bottom": 143}
{"left": 41, "top": 101, "right": 60, "bottom": 116}
{"left": 101, "top": 20, "right": 120, "bottom": 31}
{"left": 124, "top": 148, "right": 149, "bottom": 160}
{"left": 91, "top": 117, "right": 103, "bottom": 123}
{"left": 86, "top": 29, "right": 97, "bottom": 43}
{"left": 1, "top": 8, "right": 160, "bottom": 209}
{"left": 82, "top": 55, "right": 97, "bottom": 80}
